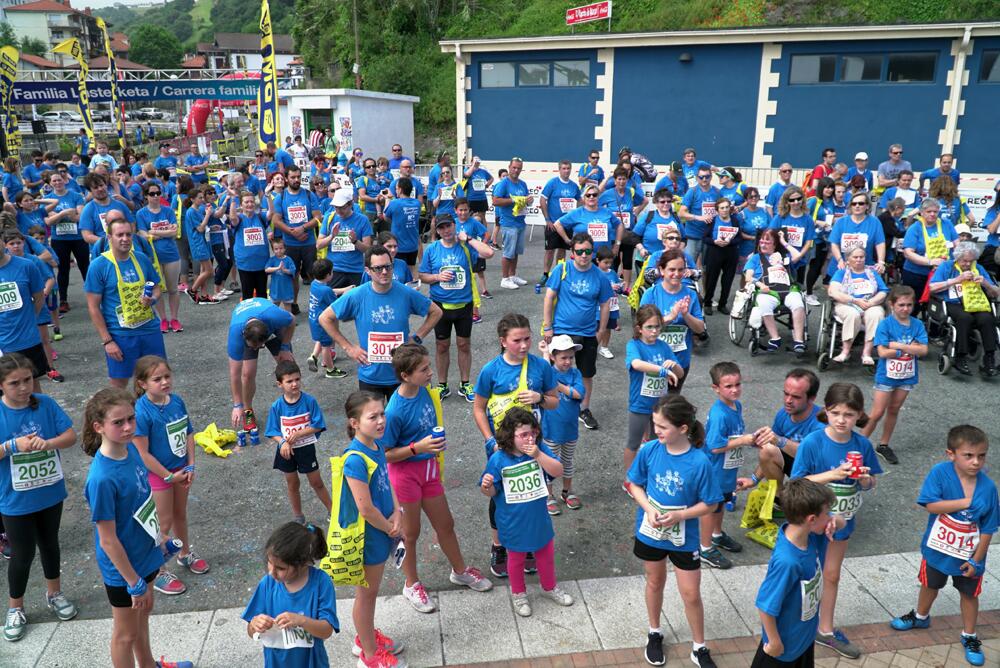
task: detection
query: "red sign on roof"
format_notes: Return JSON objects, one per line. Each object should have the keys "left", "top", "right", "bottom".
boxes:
{"left": 565, "top": 1, "right": 611, "bottom": 26}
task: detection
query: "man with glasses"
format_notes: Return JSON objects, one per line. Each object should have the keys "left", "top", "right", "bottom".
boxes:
{"left": 542, "top": 232, "right": 612, "bottom": 430}
{"left": 271, "top": 166, "right": 321, "bottom": 313}
{"left": 679, "top": 166, "right": 721, "bottom": 266}
{"left": 320, "top": 245, "right": 441, "bottom": 399}
{"left": 877, "top": 144, "right": 912, "bottom": 189}
{"left": 492, "top": 157, "right": 534, "bottom": 289}
{"left": 183, "top": 143, "right": 208, "bottom": 184}
{"left": 680, "top": 148, "right": 714, "bottom": 189}
{"left": 388, "top": 143, "right": 411, "bottom": 180}
{"left": 765, "top": 163, "right": 794, "bottom": 216}
{"left": 577, "top": 150, "right": 604, "bottom": 188}
{"left": 540, "top": 160, "right": 582, "bottom": 287}
{"left": 250, "top": 150, "right": 269, "bottom": 183}
{"left": 355, "top": 159, "right": 385, "bottom": 225}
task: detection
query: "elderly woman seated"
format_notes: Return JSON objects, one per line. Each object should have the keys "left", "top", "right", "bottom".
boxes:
{"left": 742, "top": 227, "right": 807, "bottom": 357}
{"left": 929, "top": 240, "right": 1000, "bottom": 376}
{"left": 828, "top": 246, "right": 889, "bottom": 365}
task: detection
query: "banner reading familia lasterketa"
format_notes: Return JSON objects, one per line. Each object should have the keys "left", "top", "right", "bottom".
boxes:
{"left": 52, "top": 37, "right": 94, "bottom": 145}
{"left": 0, "top": 46, "right": 19, "bottom": 153}
{"left": 95, "top": 18, "right": 125, "bottom": 150}
{"left": 257, "top": 0, "right": 280, "bottom": 149}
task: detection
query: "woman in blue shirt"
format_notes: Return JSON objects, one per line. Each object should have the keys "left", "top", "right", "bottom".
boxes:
{"left": 136, "top": 181, "right": 183, "bottom": 333}
{"left": 828, "top": 247, "right": 889, "bottom": 365}
{"left": 431, "top": 166, "right": 465, "bottom": 221}
{"left": 769, "top": 186, "right": 815, "bottom": 283}
{"left": 639, "top": 249, "right": 706, "bottom": 379}
{"left": 901, "top": 198, "right": 958, "bottom": 319}
{"left": 928, "top": 176, "right": 973, "bottom": 230}
{"left": 805, "top": 177, "right": 838, "bottom": 306}
{"left": 737, "top": 187, "right": 770, "bottom": 275}
{"left": 634, "top": 189, "right": 682, "bottom": 261}
{"left": 182, "top": 186, "right": 218, "bottom": 304}
{"left": 598, "top": 167, "right": 647, "bottom": 286}
{"left": 2, "top": 156, "right": 24, "bottom": 204}
{"left": 229, "top": 191, "right": 272, "bottom": 301}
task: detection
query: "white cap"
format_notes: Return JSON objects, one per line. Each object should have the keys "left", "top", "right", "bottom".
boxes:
{"left": 547, "top": 334, "right": 583, "bottom": 353}
{"left": 473, "top": 155, "right": 481, "bottom": 163}
{"left": 854, "top": 152, "right": 868, "bottom": 161}
{"left": 954, "top": 223, "right": 972, "bottom": 236}
{"left": 331, "top": 188, "right": 354, "bottom": 208}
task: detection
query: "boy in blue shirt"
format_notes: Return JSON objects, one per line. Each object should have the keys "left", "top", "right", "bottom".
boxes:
{"left": 753, "top": 478, "right": 843, "bottom": 668}
{"left": 305, "top": 258, "right": 352, "bottom": 379}
{"left": 890, "top": 425, "right": 997, "bottom": 667}
{"left": 265, "top": 361, "right": 330, "bottom": 525}
{"left": 541, "top": 335, "right": 585, "bottom": 514}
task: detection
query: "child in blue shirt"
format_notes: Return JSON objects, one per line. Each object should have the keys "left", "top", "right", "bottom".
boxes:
{"left": 243, "top": 522, "right": 339, "bottom": 668}
{"left": 889, "top": 425, "right": 997, "bottom": 667}
{"left": 305, "top": 259, "right": 353, "bottom": 380}
{"left": 752, "top": 478, "right": 844, "bottom": 668}
{"left": 541, "top": 336, "right": 585, "bottom": 514}
{"left": 265, "top": 361, "right": 330, "bottom": 525}
{"left": 28, "top": 225, "right": 63, "bottom": 342}
{"left": 595, "top": 246, "right": 624, "bottom": 360}
{"left": 265, "top": 237, "right": 296, "bottom": 311}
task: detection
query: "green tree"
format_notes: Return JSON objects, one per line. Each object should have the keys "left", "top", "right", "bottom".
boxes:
{"left": 18, "top": 36, "right": 48, "bottom": 57}
{"left": 0, "top": 21, "right": 17, "bottom": 49}
{"left": 128, "top": 24, "right": 184, "bottom": 69}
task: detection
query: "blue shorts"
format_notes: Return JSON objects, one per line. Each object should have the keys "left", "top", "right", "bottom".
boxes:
{"left": 107, "top": 331, "right": 167, "bottom": 379}
{"left": 608, "top": 313, "right": 619, "bottom": 330}
{"left": 501, "top": 226, "right": 526, "bottom": 259}
{"left": 873, "top": 382, "right": 913, "bottom": 393}
{"left": 309, "top": 321, "right": 333, "bottom": 347}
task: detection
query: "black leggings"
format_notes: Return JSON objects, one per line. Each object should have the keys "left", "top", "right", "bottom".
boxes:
{"left": 51, "top": 239, "right": 89, "bottom": 303}
{"left": 806, "top": 243, "right": 830, "bottom": 295}
{"left": 703, "top": 243, "right": 739, "bottom": 309}
{"left": 212, "top": 244, "right": 233, "bottom": 288}
{"left": 901, "top": 269, "right": 930, "bottom": 318}
{"left": 5, "top": 501, "right": 63, "bottom": 599}
{"left": 239, "top": 269, "right": 268, "bottom": 300}
{"left": 947, "top": 301, "right": 999, "bottom": 356}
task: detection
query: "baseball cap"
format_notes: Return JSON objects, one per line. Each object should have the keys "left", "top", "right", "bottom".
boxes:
{"left": 435, "top": 214, "right": 455, "bottom": 228}
{"left": 331, "top": 188, "right": 354, "bottom": 207}
{"left": 854, "top": 152, "right": 868, "bottom": 161}
{"left": 954, "top": 223, "right": 972, "bottom": 237}
{"left": 547, "top": 335, "right": 583, "bottom": 353}
{"left": 716, "top": 168, "right": 733, "bottom": 180}
{"left": 670, "top": 161, "right": 683, "bottom": 173}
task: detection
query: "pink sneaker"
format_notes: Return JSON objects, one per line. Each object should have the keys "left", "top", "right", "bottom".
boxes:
{"left": 170, "top": 319, "right": 183, "bottom": 332}
{"left": 161, "top": 320, "right": 169, "bottom": 333}
{"left": 352, "top": 629, "right": 404, "bottom": 657}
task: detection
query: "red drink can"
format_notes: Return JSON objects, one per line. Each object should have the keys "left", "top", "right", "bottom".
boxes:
{"left": 846, "top": 451, "right": 863, "bottom": 479}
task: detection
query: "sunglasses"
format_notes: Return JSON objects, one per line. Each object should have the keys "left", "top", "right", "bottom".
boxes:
{"left": 392, "top": 148, "right": 402, "bottom": 152}
{"left": 589, "top": 156, "right": 599, "bottom": 160}
{"left": 657, "top": 200, "right": 673, "bottom": 205}
{"left": 364, "top": 164, "right": 375, "bottom": 169}
{"left": 780, "top": 169, "right": 792, "bottom": 173}
{"left": 851, "top": 201, "right": 867, "bottom": 207}
{"left": 147, "top": 191, "right": 161, "bottom": 196}
{"left": 368, "top": 264, "right": 393, "bottom": 273}
{"left": 583, "top": 193, "right": 599, "bottom": 199}
{"left": 697, "top": 175, "right": 711, "bottom": 180}
{"left": 665, "top": 235, "right": 682, "bottom": 241}
{"left": 573, "top": 248, "right": 594, "bottom": 255}
{"left": 748, "top": 195, "right": 760, "bottom": 199}
{"left": 788, "top": 197, "right": 803, "bottom": 203}
{"left": 255, "top": 153, "right": 264, "bottom": 157}
{"left": 891, "top": 151, "right": 903, "bottom": 155}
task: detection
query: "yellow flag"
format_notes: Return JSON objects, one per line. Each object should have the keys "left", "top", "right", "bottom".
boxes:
{"left": 0, "top": 46, "right": 19, "bottom": 153}
{"left": 257, "top": 0, "right": 280, "bottom": 149}
{"left": 95, "top": 18, "right": 125, "bottom": 150}
{"left": 53, "top": 38, "right": 94, "bottom": 144}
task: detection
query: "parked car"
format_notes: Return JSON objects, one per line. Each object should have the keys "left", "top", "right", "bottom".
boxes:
{"left": 40, "top": 110, "right": 82, "bottom": 123}
{"left": 136, "top": 107, "right": 168, "bottom": 120}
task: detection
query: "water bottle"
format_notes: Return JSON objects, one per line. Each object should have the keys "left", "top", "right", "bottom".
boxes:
{"left": 725, "top": 493, "right": 737, "bottom": 512}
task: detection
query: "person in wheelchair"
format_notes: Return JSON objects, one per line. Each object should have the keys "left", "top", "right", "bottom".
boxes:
{"left": 628, "top": 228, "right": 698, "bottom": 312}
{"left": 741, "top": 228, "right": 807, "bottom": 357}
{"left": 828, "top": 246, "right": 889, "bottom": 365}
{"left": 928, "top": 240, "right": 1000, "bottom": 376}
{"left": 901, "top": 198, "right": 959, "bottom": 320}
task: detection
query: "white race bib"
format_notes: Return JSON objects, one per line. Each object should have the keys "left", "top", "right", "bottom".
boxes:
{"left": 164, "top": 416, "right": 188, "bottom": 458}
{"left": 723, "top": 445, "right": 745, "bottom": 470}
{"left": 800, "top": 560, "right": 823, "bottom": 621}
{"left": 150, "top": 220, "right": 172, "bottom": 234}
{"left": 848, "top": 278, "right": 876, "bottom": 298}
{"left": 501, "top": 460, "right": 547, "bottom": 504}
{"left": 656, "top": 223, "right": 678, "bottom": 241}
{"left": 886, "top": 356, "right": 915, "bottom": 380}
{"left": 717, "top": 225, "right": 738, "bottom": 243}
{"left": 330, "top": 233, "right": 354, "bottom": 253}
{"left": 840, "top": 233, "right": 867, "bottom": 253}
{"left": 367, "top": 331, "right": 403, "bottom": 364}
{"left": 440, "top": 265, "right": 466, "bottom": 291}
{"left": 280, "top": 413, "right": 318, "bottom": 447}
{"left": 472, "top": 178, "right": 486, "bottom": 191}
{"left": 0, "top": 282, "right": 24, "bottom": 313}
{"left": 785, "top": 226, "right": 803, "bottom": 247}
{"left": 640, "top": 373, "right": 668, "bottom": 398}
{"left": 588, "top": 222, "right": 609, "bottom": 243}
{"left": 287, "top": 205, "right": 307, "bottom": 224}
{"left": 243, "top": 226, "right": 265, "bottom": 247}
{"left": 132, "top": 492, "right": 161, "bottom": 543}
{"left": 701, "top": 201, "right": 717, "bottom": 222}
{"left": 639, "top": 498, "right": 686, "bottom": 546}
{"left": 559, "top": 198, "right": 576, "bottom": 213}
{"left": 438, "top": 185, "right": 456, "bottom": 201}
{"left": 612, "top": 211, "right": 629, "bottom": 228}
{"left": 55, "top": 222, "right": 78, "bottom": 236}
{"left": 767, "top": 266, "right": 791, "bottom": 286}
{"left": 926, "top": 514, "right": 979, "bottom": 561}
{"left": 829, "top": 482, "right": 862, "bottom": 520}
{"left": 948, "top": 282, "right": 964, "bottom": 300}
{"left": 609, "top": 294, "right": 620, "bottom": 312}
{"left": 659, "top": 326, "right": 687, "bottom": 353}
{"left": 10, "top": 449, "right": 63, "bottom": 492}
{"left": 256, "top": 625, "right": 315, "bottom": 650}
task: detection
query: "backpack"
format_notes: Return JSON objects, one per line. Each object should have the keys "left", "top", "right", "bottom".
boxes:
{"left": 630, "top": 153, "right": 657, "bottom": 183}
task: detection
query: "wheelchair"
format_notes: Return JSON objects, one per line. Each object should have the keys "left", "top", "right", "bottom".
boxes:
{"left": 926, "top": 296, "right": 1000, "bottom": 375}
{"left": 728, "top": 287, "right": 809, "bottom": 357}
{"left": 814, "top": 299, "right": 877, "bottom": 374}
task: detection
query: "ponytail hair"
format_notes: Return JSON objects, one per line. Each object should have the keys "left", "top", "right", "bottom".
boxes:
{"left": 344, "top": 390, "right": 382, "bottom": 438}
{"left": 816, "top": 382, "right": 869, "bottom": 429}
{"left": 264, "top": 521, "right": 327, "bottom": 568}
{"left": 652, "top": 394, "right": 706, "bottom": 447}
{"left": 82, "top": 388, "right": 136, "bottom": 456}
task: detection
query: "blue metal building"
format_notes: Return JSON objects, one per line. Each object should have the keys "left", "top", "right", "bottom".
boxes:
{"left": 440, "top": 22, "right": 1000, "bottom": 173}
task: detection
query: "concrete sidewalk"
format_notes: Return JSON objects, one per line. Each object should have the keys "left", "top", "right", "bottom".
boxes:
{"left": 5, "top": 551, "right": 999, "bottom": 667}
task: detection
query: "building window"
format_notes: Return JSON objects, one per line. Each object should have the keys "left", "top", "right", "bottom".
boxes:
{"left": 553, "top": 60, "right": 589, "bottom": 86}
{"left": 479, "top": 62, "right": 515, "bottom": 88}
{"left": 518, "top": 62, "right": 550, "bottom": 86}
{"left": 235, "top": 54, "right": 247, "bottom": 69}
{"left": 981, "top": 50, "right": 1000, "bottom": 82}
{"left": 841, "top": 54, "right": 882, "bottom": 82}
{"left": 789, "top": 55, "right": 836, "bottom": 84}
{"left": 887, "top": 53, "right": 936, "bottom": 82}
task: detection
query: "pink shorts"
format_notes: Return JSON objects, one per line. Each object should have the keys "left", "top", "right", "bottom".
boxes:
{"left": 387, "top": 456, "right": 444, "bottom": 504}
{"left": 148, "top": 466, "right": 184, "bottom": 492}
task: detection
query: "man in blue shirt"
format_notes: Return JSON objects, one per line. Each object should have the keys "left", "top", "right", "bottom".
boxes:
{"left": 153, "top": 143, "right": 178, "bottom": 182}
{"left": 387, "top": 143, "right": 411, "bottom": 180}
{"left": 918, "top": 152, "right": 961, "bottom": 193}
{"left": 74, "top": 128, "right": 90, "bottom": 158}
{"left": 268, "top": 141, "right": 296, "bottom": 173}
{"left": 577, "top": 150, "right": 604, "bottom": 188}
{"left": 765, "top": 163, "right": 794, "bottom": 216}
{"left": 271, "top": 167, "right": 321, "bottom": 313}
{"left": 492, "top": 157, "right": 534, "bottom": 290}
{"left": 680, "top": 148, "right": 713, "bottom": 190}
{"left": 183, "top": 143, "right": 209, "bottom": 184}
{"left": 679, "top": 165, "right": 721, "bottom": 265}
{"left": 22, "top": 151, "right": 46, "bottom": 195}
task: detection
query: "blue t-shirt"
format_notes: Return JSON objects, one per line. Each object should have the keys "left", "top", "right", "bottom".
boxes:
{"left": 273, "top": 149, "right": 296, "bottom": 171}
{"left": 830, "top": 268, "right": 888, "bottom": 299}
{"left": 556, "top": 207, "right": 621, "bottom": 251}
{"left": 720, "top": 182, "right": 747, "bottom": 207}
{"left": 901, "top": 220, "right": 958, "bottom": 276}
{"left": 541, "top": 177, "right": 581, "bottom": 223}
{"left": 681, "top": 185, "right": 721, "bottom": 240}
{"left": 769, "top": 213, "right": 815, "bottom": 267}
{"left": 484, "top": 444, "right": 557, "bottom": 552}
{"left": 456, "top": 217, "right": 487, "bottom": 241}
{"left": 419, "top": 240, "right": 479, "bottom": 305}
{"left": 389, "top": 176, "right": 424, "bottom": 200}
{"left": 431, "top": 181, "right": 465, "bottom": 217}
{"left": 154, "top": 155, "right": 179, "bottom": 179}
{"left": 267, "top": 256, "right": 296, "bottom": 303}
{"left": 627, "top": 442, "right": 722, "bottom": 552}
{"left": 265, "top": 392, "right": 326, "bottom": 450}
{"left": 756, "top": 527, "right": 828, "bottom": 662}
{"left": 136, "top": 206, "right": 180, "bottom": 264}
{"left": 80, "top": 199, "right": 134, "bottom": 243}
{"left": 625, "top": 339, "right": 679, "bottom": 414}
{"left": 25, "top": 254, "right": 52, "bottom": 326}
{"left": 791, "top": 430, "right": 883, "bottom": 540}
{"left": 771, "top": 405, "right": 823, "bottom": 444}
{"left": 84, "top": 444, "right": 165, "bottom": 586}
{"left": 765, "top": 181, "right": 790, "bottom": 213}
{"left": 342, "top": 439, "right": 394, "bottom": 564}
{"left": 354, "top": 175, "right": 383, "bottom": 214}
{"left": 0, "top": 256, "right": 40, "bottom": 351}
{"left": 242, "top": 567, "right": 339, "bottom": 668}
{"left": 184, "top": 154, "right": 208, "bottom": 183}
{"left": 578, "top": 163, "right": 605, "bottom": 187}
{"left": 828, "top": 215, "right": 886, "bottom": 274}
{"left": 638, "top": 283, "right": 703, "bottom": 369}
{"left": 983, "top": 209, "right": 999, "bottom": 247}
{"left": 48, "top": 191, "right": 87, "bottom": 242}
{"left": 492, "top": 177, "right": 530, "bottom": 229}
{"left": 598, "top": 187, "right": 643, "bottom": 231}
{"left": 83, "top": 252, "right": 162, "bottom": 337}
{"left": 633, "top": 211, "right": 682, "bottom": 255}
{"left": 474, "top": 354, "right": 558, "bottom": 435}
{"left": 308, "top": 281, "right": 337, "bottom": 344}
{"left": 936, "top": 197, "right": 970, "bottom": 229}
{"left": 0, "top": 394, "right": 72, "bottom": 516}
{"left": 846, "top": 167, "right": 874, "bottom": 191}
{"left": 738, "top": 208, "right": 771, "bottom": 256}
{"left": 705, "top": 399, "right": 746, "bottom": 494}
{"left": 380, "top": 387, "right": 439, "bottom": 462}
{"left": 16, "top": 208, "right": 45, "bottom": 235}
{"left": 878, "top": 187, "right": 921, "bottom": 214}
{"left": 320, "top": 210, "right": 372, "bottom": 273}
{"left": 232, "top": 212, "right": 271, "bottom": 271}
{"left": 183, "top": 205, "right": 214, "bottom": 260}
{"left": 134, "top": 394, "right": 193, "bottom": 473}
{"left": 541, "top": 367, "right": 584, "bottom": 444}
{"left": 274, "top": 190, "right": 319, "bottom": 247}
{"left": 331, "top": 282, "right": 431, "bottom": 386}
{"left": 464, "top": 168, "right": 492, "bottom": 202}
{"left": 384, "top": 197, "right": 421, "bottom": 253}
{"left": 547, "top": 262, "right": 613, "bottom": 337}
{"left": 3, "top": 170, "right": 23, "bottom": 199}
{"left": 917, "top": 462, "right": 999, "bottom": 576}
{"left": 653, "top": 174, "right": 688, "bottom": 199}
{"left": 227, "top": 298, "right": 295, "bottom": 361}
{"left": 930, "top": 261, "right": 997, "bottom": 303}
{"left": 920, "top": 167, "right": 961, "bottom": 187}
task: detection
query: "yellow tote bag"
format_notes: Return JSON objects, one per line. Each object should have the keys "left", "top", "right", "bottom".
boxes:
{"left": 320, "top": 450, "right": 377, "bottom": 587}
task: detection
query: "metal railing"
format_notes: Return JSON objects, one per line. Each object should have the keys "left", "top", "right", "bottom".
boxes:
{"left": 14, "top": 67, "right": 310, "bottom": 84}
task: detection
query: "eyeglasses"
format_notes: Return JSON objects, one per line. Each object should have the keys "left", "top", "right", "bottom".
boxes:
{"left": 583, "top": 193, "right": 598, "bottom": 199}
{"left": 779, "top": 169, "right": 792, "bottom": 173}
{"left": 788, "top": 197, "right": 803, "bottom": 203}
{"left": 368, "top": 264, "right": 393, "bottom": 273}
{"left": 664, "top": 235, "right": 682, "bottom": 241}
{"left": 851, "top": 201, "right": 867, "bottom": 207}
{"left": 697, "top": 175, "right": 711, "bottom": 180}
{"left": 147, "top": 191, "right": 161, "bottom": 196}
{"left": 748, "top": 195, "right": 760, "bottom": 199}
{"left": 891, "top": 151, "right": 902, "bottom": 155}
{"left": 656, "top": 199, "right": 673, "bottom": 205}
{"left": 589, "top": 156, "right": 599, "bottom": 160}
{"left": 255, "top": 153, "right": 264, "bottom": 157}
{"left": 364, "top": 164, "right": 375, "bottom": 169}
{"left": 392, "top": 148, "right": 402, "bottom": 152}
{"left": 573, "top": 248, "right": 593, "bottom": 255}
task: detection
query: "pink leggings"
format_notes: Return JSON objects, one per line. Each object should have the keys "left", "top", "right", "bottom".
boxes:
{"left": 507, "top": 539, "right": 556, "bottom": 595}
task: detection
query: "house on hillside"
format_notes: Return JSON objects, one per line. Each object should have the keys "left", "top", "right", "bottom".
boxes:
{"left": 187, "top": 32, "right": 298, "bottom": 73}
{"left": 5, "top": 0, "right": 103, "bottom": 66}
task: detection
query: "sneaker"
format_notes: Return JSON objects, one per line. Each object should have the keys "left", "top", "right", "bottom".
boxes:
{"left": 704, "top": 303, "right": 713, "bottom": 316}
{"left": 815, "top": 629, "right": 861, "bottom": 659}
{"left": 307, "top": 354, "right": 319, "bottom": 372}
{"left": 541, "top": 586, "right": 573, "bottom": 606}
{"left": 352, "top": 629, "right": 405, "bottom": 657}
{"left": 622, "top": 480, "right": 634, "bottom": 499}
{"left": 228, "top": 281, "right": 241, "bottom": 292}
{"left": 579, "top": 408, "right": 599, "bottom": 430}
{"left": 290, "top": 303, "right": 301, "bottom": 315}
{"left": 598, "top": 346, "right": 614, "bottom": 359}
{"left": 561, "top": 491, "right": 582, "bottom": 510}
{"left": 524, "top": 552, "right": 537, "bottom": 574}
{"left": 547, "top": 496, "right": 561, "bottom": 515}
{"left": 480, "top": 290, "right": 493, "bottom": 300}
{"left": 460, "top": 382, "right": 475, "bottom": 403}
{"left": 890, "top": 609, "right": 930, "bottom": 631}
{"left": 402, "top": 581, "right": 436, "bottom": 613}
{"left": 645, "top": 631, "right": 666, "bottom": 666}
{"left": 161, "top": 320, "right": 169, "bottom": 333}
{"left": 357, "top": 647, "right": 407, "bottom": 668}
{"left": 50, "top": 349, "right": 58, "bottom": 361}
{"left": 46, "top": 369, "right": 65, "bottom": 383}
{"left": 201, "top": 294, "right": 223, "bottom": 305}
{"left": 44, "top": 592, "right": 78, "bottom": 621}
{"left": 711, "top": 532, "right": 743, "bottom": 553}
{"left": 59, "top": 302, "right": 69, "bottom": 314}
{"left": 765, "top": 338, "right": 782, "bottom": 352}
{"left": 437, "top": 383, "right": 451, "bottom": 399}
{"left": 876, "top": 444, "right": 899, "bottom": 465}
{"left": 185, "top": 289, "right": 199, "bottom": 304}
{"left": 500, "top": 277, "right": 519, "bottom": 290}
{"left": 157, "top": 658, "right": 194, "bottom": 668}
{"left": 955, "top": 356, "right": 972, "bottom": 375}
{"left": 490, "top": 544, "right": 508, "bottom": 578}
{"left": 177, "top": 282, "right": 188, "bottom": 293}
{"left": 699, "top": 546, "right": 732, "bottom": 569}
{"left": 220, "top": 288, "right": 235, "bottom": 296}
{"left": 177, "top": 550, "right": 210, "bottom": 574}
{"left": 211, "top": 292, "right": 230, "bottom": 301}
{"left": 153, "top": 571, "right": 187, "bottom": 595}
{"left": 511, "top": 276, "right": 527, "bottom": 286}
{"left": 449, "top": 566, "right": 493, "bottom": 592}
{"left": 3, "top": 607, "right": 25, "bottom": 641}
{"left": 324, "top": 366, "right": 349, "bottom": 379}
{"left": 691, "top": 646, "right": 717, "bottom": 668}
{"left": 793, "top": 341, "right": 807, "bottom": 358}
{"left": 717, "top": 304, "right": 731, "bottom": 315}
{"left": 962, "top": 634, "right": 985, "bottom": 667}
{"left": 244, "top": 409, "right": 258, "bottom": 431}
{"left": 805, "top": 293, "right": 821, "bottom": 307}
{"left": 0, "top": 533, "right": 9, "bottom": 559}
{"left": 52, "top": 330, "right": 63, "bottom": 342}
{"left": 511, "top": 592, "right": 532, "bottom": 617}
{"left": 472, "top": 313, "right": 482, "bottom": 324}
{"left": 170, "top": 319, "right": 183, "bottom": 332}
